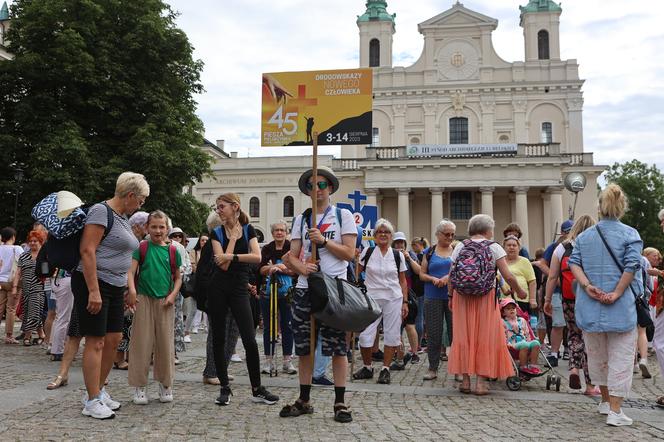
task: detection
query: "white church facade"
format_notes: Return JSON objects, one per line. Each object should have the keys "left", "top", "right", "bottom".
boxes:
{"left": 193, "top": 0, "right": 603, "bottom": 250}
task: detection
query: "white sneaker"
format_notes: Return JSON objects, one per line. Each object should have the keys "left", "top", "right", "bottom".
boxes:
{"left": 283, "top": 360, "right": 297, "bottom": 375}
{"left": 261, "top": 361, "right": 274, "bottom": 374}
{"left": 597, "top": 402, "right": 610, "bottom": 415}
{"left": 82, "top": 398, "right": 115, "bottom": 419}
{"left": 230, "top": 354, "right": 242, "bottom": 363}
{"left": 100, "top": 388, "right": 121, "bottom": 411}
{"left": 639, "top": 358, "right": 651, "bottom": 378}
{"left": 607, "top": 409, "right": 633, "bottom": 426}
{"left": 133, "top": 386, "right": 149, "bottom": 405}
{"left": 184, "top": 335, "right": 192, "bottom": 343}
{"left": 158, "top": 384, "right": 173, "bottom": 403}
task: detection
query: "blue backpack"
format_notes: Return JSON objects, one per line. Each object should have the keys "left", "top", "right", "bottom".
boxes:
{"left": 266, "top": 258, "right": 293, "bottom": 297}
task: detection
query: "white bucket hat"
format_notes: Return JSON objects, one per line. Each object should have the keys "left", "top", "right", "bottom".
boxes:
{"left": 56, "top": 190, "right": 84, "bottom": 218}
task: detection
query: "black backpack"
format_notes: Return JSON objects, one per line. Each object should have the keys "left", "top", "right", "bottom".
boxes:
{"left": 193, "top": 239, "right": 215, "bottom": 313}
{"left": 36, "top": 203, "right": 114, "bottom": 276}
{"left": 361, "top": 246, "right": 402, "bottom": 278}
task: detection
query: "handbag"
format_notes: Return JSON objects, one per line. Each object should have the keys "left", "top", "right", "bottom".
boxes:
{"left": 596, "top": 226, "right": 653, "bottom": 328}
{"left": 308, "top": 271, "right": 382, "bottom": 332}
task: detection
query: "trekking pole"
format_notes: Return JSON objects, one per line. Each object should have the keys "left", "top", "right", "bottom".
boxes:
{"left": 350, "top": 256, "right": 361, "bottom": 378}
{"left": 309, "top": 132, "right": 319, "bottom": 376}
{"left": 270, "top": 277, "right": 278, "bottom": 377}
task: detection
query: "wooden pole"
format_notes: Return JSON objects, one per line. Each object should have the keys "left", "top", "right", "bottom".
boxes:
{"left": 309, "top": 132, "right": 319, "bottom": 375}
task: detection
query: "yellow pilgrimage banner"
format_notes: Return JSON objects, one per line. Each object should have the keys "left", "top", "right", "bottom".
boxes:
{"left": 261, "top": 68, "right": 373, "bottom": 146}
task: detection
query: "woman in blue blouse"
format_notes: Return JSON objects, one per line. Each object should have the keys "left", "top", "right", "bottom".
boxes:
{"left": 569, "top": 184, "right": 643, "bottom": 427}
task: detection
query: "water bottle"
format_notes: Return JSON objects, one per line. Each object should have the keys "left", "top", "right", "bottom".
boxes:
{"left": 529, "top": 314, "right": 538, "bottom": 330}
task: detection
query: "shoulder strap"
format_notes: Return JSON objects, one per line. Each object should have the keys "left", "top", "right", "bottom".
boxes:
{"left": 214, "top": 226, "right": 225, "bottom": 248}
{"left": 425, "top": 246, "right": 435, "bottom": 262}
{"left": 138, "top": 240, "right": 149, "bottom": 266}
{"left": 596, "top": 226, "right": 623, "bottom": 272}
{"left": 362, "top": 246, "right": 376, "bottom": 266}
{"left": 101, "top": 202, "right": 114, "bottom": 241}
{"left": 562, "top": 242, "right": 574, "bottom": 256}
{"left": 393, "top": 249, "right": 401, "bottom": 279}
{"left": 335, "top": 206, "right": 342, "bottom": 228}
{"left": 168, "top": 244, "right": 177, "bottom": 282}
{"left": 243, "top": 224, "right": 250, "bottom": 243}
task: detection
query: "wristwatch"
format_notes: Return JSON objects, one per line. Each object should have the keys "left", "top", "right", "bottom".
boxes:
{"left": 232, "top": 254, "right": 239, "bottom": 263}
{"left": 403, "top": 299, "right": 408, "bottom": 304}
{"left": 322, "top": 238, "right": 328, "bottom": 247}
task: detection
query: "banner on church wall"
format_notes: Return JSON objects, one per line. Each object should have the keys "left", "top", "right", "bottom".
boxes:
{"left": 337, "top": 190, "right": 378, "bottom": 245}
{"left": 261, "top": 69, "right": 373, "bottom": 147}
{"left": 407, "top": 143, "right": 517, "bottom": 157}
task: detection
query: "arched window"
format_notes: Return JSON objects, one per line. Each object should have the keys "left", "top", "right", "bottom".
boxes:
{"left": 254, "top": 228, "right": 265, "bottom": 244}
{"left": 450, "top": 191, "right": 473, "bottom": 220}
{"left": 369, "top": 39, "right": 380, "bottom": 67}
{"left": 449, "top": 117, "right": 468, "bottom": 144}
{"left": 372, "top": 127, "right": 380, "bottom": 147}
{"left": 283, "top": 196, "right": 294, "bottom": 217}
{"left": 249, "top": 197, "right": 260, "bottom": 218}
{"left": 540, "top": 122, "right": 553, "bottom": 143}
{"left": 538, "top": 30, "right": 550, "bottom": 60}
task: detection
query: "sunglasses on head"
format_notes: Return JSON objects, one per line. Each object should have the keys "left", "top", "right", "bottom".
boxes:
{"left": 305, "top": 181, "right": 329, "bottom": 191}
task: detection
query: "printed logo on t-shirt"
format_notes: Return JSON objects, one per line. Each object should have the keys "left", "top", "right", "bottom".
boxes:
{"left": 304, "top": 221, "right": 337, "bottom": 241}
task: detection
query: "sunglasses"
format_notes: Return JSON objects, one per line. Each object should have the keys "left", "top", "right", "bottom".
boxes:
{"left": 305, "top": 181, "right": 329, "bottom": 191}
{"left": 170, "top": 234, "right": 183, "bottom": 238}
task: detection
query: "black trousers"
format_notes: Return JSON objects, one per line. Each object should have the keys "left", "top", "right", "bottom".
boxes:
{"left": 208, "top": 277, "right": 261, "bottom": 388}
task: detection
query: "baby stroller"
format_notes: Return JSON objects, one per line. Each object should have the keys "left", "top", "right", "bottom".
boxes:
{"left": 501, "top": 299, "right": 560, "bottom": 392}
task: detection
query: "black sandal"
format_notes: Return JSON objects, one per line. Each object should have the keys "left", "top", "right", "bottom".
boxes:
{"left": 279, "top": 400, "right": 314, "bottom": 418}
{"left": 333, "top": 403, "right": 352, "bottom": 423}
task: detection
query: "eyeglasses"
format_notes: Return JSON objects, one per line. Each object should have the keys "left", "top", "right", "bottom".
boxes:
{"left": 375, "top": 230, "right": 391, "bottom": 235}
{"left": 133, "top": 193, "right": 146, "bottom": 207}
{"left": 440, "top": 232, "right": 455, "bottom": 238}
{"left": 305, "top": 181, "right": 329, "bottom": 191}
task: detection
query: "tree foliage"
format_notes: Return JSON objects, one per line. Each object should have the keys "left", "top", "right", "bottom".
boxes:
{"left": 0, "top": 0, "right": 212, "bottom": 238}
{"left": 605, "top": 160, "right": 664, "bottom": 253}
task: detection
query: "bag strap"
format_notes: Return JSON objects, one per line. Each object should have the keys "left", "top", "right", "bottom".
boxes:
{"left": 168, "top": 244, "right": 177, "bottom": 282}
{"left": 393, "top": 249, "right": 401, "bottom": 280}
{"left": 361, "top": 246, "right": 375, "bottom": 267}
{"left": 138, "top": 240, "right": 149, "bottom": 266}
{"left": 596, "top": 225, "right": 639, "bottom": 300}
{"left": 100, "top": 202, "right": 114, "bottom": 241}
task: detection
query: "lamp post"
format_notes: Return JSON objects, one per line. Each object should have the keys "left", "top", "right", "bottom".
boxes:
{"left": 13, "top": 167, "right": 24, "bottom": 229}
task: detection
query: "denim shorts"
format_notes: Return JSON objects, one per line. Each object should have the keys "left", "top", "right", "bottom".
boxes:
{"left": 551, "top": 291, "right": 565, "bottom": 328}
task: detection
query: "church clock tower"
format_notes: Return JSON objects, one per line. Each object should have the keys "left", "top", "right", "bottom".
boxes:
{"left": 357, "top": 0, "right": 395, "bottom": 68}
{"left": 520, "top": 0, "right": 562, "bottom": 62}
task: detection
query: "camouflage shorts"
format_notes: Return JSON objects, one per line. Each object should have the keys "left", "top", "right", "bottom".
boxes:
{"left": 292, "top": 288, "right": 347, "bottom": 357}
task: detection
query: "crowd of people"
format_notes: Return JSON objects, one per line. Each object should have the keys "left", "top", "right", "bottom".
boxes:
{"left": 1, "top": 169, "right": 664, "bottom": 428}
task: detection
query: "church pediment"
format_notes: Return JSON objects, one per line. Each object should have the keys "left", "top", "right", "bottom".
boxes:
{"left": 419, "top": 3, "right": 497, "bottom": 31}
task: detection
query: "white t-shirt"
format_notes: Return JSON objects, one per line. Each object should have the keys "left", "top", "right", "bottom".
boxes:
{"left": 360, "top": 246, "right": 407, "bottom": 300}
{"left": 0, "top": 244, "right": 24, "bottom": 283}
{"left": 451, "top": 238, "right": 506, "bottom": 266}
{"left": 291, "top": 205, "right": 357, "bottom": 289}
{"left": 553, "top": 241, "right": 576, "bottom": 262}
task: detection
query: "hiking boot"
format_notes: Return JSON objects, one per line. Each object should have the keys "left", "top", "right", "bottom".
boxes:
{"left": 252, "top": 386, "right": 279, "bottom": 405}
{"left": 215, "top": 386, "right": 232, "bottom": 406}
{"left": 352, "top": 366, "right": 374, "bottom": 380}
{"left": 371, "top": 350, "right": 384, "bottom": 362}
{"left": 377, "top": 368, "right": 391, "bottom": 384}
{"left": 82, "top": 398, "right": 115, "bottom": 420}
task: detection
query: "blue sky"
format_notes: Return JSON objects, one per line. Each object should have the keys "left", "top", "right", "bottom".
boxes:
{"left": 162, "top": 0, "right": 664, "bottom": 172}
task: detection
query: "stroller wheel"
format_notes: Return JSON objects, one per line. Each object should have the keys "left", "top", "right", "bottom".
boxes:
{"left": 506, "top": 376, "right": 521, "bottom": 391}
{"left": 546, "top": 375, "right": 552, "bottom": 390}
{"left": 555, "top": 376, "right": 561, "bottom": 392}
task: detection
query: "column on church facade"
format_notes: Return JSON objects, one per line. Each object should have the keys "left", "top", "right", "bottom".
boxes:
{"left": 549, "top": 186, "right": 564, "bottom": 238}
{"left": 542, "top": 191, "right": 552, "bottom": 245}
{"left": 365, "top": 188, "right": 378, "bottom": 207}
{"left": 397, "top": 188, "right": 411, "bottom": 240}
{"left": 479, "top": 186, "right": 494, "bottom": 218}
{"left": 430, "top": 187, "right": 444, "bottom": 240}
{"left": 514, "top": 186, "right": 529, "bottom": 249}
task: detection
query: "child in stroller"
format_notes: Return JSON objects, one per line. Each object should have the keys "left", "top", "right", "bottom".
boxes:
{"left": 500, "top": 297, "right": 541, "bottom": 375}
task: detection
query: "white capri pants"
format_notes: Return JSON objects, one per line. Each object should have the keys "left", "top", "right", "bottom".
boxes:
{"left": 358, "top": 297, "right": 402, "bottom": 348}
{"left": 652, "top": 308, "right": 664, "bottom": 379}
{"left": 50, "top": 276, "right": 74, "bottom": 355}
{"left": 583, "top": 328, "right": 637, "bottom": 398}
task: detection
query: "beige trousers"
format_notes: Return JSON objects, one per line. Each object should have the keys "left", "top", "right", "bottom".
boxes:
{"left": 0, "top": 281, "right": 17, "bottom": 337}
{"left": 584, "top": 328, "right": 637, "bottom": 398}
{"left": 128, "top": 294, "right": 175, "bottom": 388}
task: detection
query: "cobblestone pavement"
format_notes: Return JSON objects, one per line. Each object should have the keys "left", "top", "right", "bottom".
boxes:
{"left": 2, "top": 323, "right": 664, "bottom": 441}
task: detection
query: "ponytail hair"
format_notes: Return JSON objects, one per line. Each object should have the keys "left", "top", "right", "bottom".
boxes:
{"left": 599, "top": 183, "right": 627, "bottom": 220}
{"left": 217, "top": 193, "right": 250, "bottom": 226}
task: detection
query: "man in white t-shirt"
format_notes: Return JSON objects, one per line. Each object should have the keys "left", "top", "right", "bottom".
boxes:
{"left": 0, "top": 227, "right": 25, "bottom": 344}
{"left": 280, "top": 166, "right": 356, "bottom": 424}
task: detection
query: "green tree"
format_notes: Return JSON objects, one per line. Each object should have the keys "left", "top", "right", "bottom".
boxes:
{"left": 605, "top": 160, "right": 664, "bottom": 253}
{"left": 0, "top": 0, "right": 211, "bottom": 237}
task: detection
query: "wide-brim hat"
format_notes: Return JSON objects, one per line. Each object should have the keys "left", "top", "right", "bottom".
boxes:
{"left": 298, "top": 166, "right": 339, "bottom": 196}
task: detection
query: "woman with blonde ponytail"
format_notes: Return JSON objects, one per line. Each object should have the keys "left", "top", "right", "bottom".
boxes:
{"left": 568, "top": 184, "right": 644, "bottom": 426}
{"left": 207, "top": 193, "right": 279, "bottom": 407}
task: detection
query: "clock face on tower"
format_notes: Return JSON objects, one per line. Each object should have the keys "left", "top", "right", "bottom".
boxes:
{"left": 436, "top": 40, "right": 480, "bottom": 81}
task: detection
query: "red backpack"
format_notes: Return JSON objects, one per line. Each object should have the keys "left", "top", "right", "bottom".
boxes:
{"left": 136, "top": 240, "right": 178, "bottom": 288}
{"left": 559, "top": 242, "right": 576, "bottom": 300}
